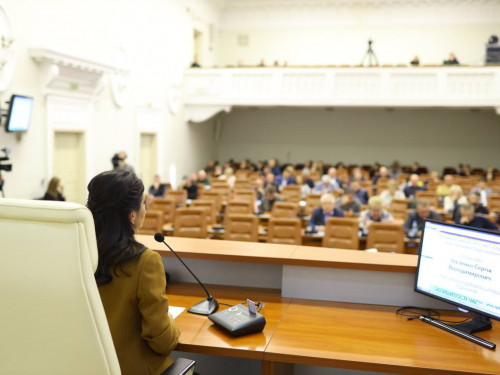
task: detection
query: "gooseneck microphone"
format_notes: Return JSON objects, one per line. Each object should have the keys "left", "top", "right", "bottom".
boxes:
{"left": 154, "top": 233, "right": 219, "bottom": 315}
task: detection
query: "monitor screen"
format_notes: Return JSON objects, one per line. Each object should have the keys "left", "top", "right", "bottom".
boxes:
{"left": 5, "top": 95, "right": 34, "bottom": 132}
{"left": 415, "top": 220, "right": 500, "bottom": 321}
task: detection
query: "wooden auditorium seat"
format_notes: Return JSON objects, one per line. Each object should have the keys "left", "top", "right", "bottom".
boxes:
{"left": 322, "top": 218, "right": 360, "bottom": 250}
{"left": 211, "top": 182, "right": 231, "bottom": 201}
{"left": 267, "top": 218, "right": 302, "bottom": 245}
{"left": 281, "top": 185, "right": 301, "bottom": 203}
{"left": 190, "top": 200, "right": 216, "bottom": 225}
{"left": 198, "top": 190, "right": 223, "bottom": 212}
{"left": 390, "top": 199, "right": 410, "bottom": 219}
{"left": 173, "top": 208, "right": 207, "bottom": 239}
{"left": 232, "top": 189, "right": 257, "bottom": 204}
{"left": 415, "top": 191, "right": 439, "bottom": 208}
{"left": 271, "top": 202, "right": 299, "bottom": 218}
{"left": 149, "top": 198, "right": 176, "bottom": 225}
{"left": 305, "top": 194, "right": 321, "bottom": 216}
{"left": 225, "top": 200, "right": 253, "bottom": 215}
{"left": 224, "top": 214, "right": 259, "bottom": 242}
{"left": 136, "top": 210, "right": 163, "bottom": 236}
{"left": 488, "top": 194, "right": 500, "bottom": 213}
{"left": 166, "top": 190, "right": 187, "bottom": 207}
{"left": 366, "top": 223, "right": 405, "bottom": 253}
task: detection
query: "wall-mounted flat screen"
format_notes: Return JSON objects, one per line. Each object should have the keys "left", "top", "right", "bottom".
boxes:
{"left": 5, "top": 95, "right": 34, "bottom": 132}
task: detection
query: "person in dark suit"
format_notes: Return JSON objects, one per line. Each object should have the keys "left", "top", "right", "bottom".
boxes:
{"left": 444, "top": 53, "right": 460, "bottom": 65}
{"left": 403, "top": 174, "right": 427, "bottom": 199}
{"left": 456, "top": 203, "right": 499, "bottom": 231}
{"left": 87, "top": 170, "right": 180, "bottom": 375}
{"left": 307, "top": 193, "right": 344, "bottom": 232}
{"left": 349, "top": 180, "right": 369, "bottom": 205}
{"left": 404, "top": 200, "right": 443, "bottom": 238}
{"left": 148, "top": 175, "right": 167, "bottom": 198}
{"left": 41, "top": 177, "right": 66, "bottom": 201}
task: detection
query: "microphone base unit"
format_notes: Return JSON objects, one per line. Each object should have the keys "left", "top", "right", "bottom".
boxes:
{"left": 208, "top": 304, "right": 266, "bottom": 337}
{"left": 188, "top": 298, "right": 219, "bottom": 316}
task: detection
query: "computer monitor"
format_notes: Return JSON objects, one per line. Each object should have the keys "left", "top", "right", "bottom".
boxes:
{"left": 415, "top": 220, "right": 500, "bottom": 333}
{"left": 5, "top": 95, "right": 34, "bottom": 132}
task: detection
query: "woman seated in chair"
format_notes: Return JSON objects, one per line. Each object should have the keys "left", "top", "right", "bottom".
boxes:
{"left": 87, "top": 170, "right": 180, "bottom": 375}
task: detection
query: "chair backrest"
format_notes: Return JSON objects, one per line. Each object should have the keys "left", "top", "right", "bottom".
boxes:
{"left": 173, "top": 208, "right": 207, "bottom": 238}
{"left": 366, "top": 223, "right": 405, "bottom": 253}
{"left": 0, "top": 199, "right": 121, "bottom": 374}
{"left": 137, "top": 210, "right": 163, "bottom": 235}
{"left": 281, "top": 186, "right": 301, "bottom": 202}
{"left": 225, "top": 200, "right": 253, "bottom": 215}
{"left": 234, "top": 180, "right": 253, "bottom": 190}
{"left": 390, "top": 199, "right": 410, "bottom": 219}
{"left": 166, "top": 190, "right": 187, "bottom": 207}
{"left": 455, "top": 179, "right": 474, "bottom": 194}
{"left": 198, "top": 190, "right": 223, "bottom": 212}
{"left": 360, "top": 181, "right": 373, "bottom": 197}
{"left": 211, "top": 182, "right": 231, "bottom": 201}
{"left": 488, "top": 194, "right": 500, "bottom": 213}
{"left": 191, "top": 200, "right": 216, "bottom": 225}
{"left": 271, "top": 201, "right": 299, "bottom": 218}
{"left": 415, "top": 191, "right": 438, "bottom": 208}
{"left": 232, "top": 189, "right": 257, "bottom": 204}
{"left": 150, "top": 198, "right": 176, "bottom": 224}
{"left": 487, "top": 181, "right": 500, "bottom": 193}
{"left": 267, "top": 217, "right": 302, "bottom": 245}
{"left": 376, "top": 178, "right": 391, "bottom": 193}
{"left": 426, "top": 181, "right": 441, "bottom": 193}
{"left": 225, "top": 214, "right": 259, "bottom": 242}
{"left": 322, "top": 218, "right": 360, "bottom": 250}
{"left": 305, "top": 194, "right": 322, "bottom": 216}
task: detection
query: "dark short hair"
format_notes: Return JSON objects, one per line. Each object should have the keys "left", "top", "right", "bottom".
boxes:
{"left": 344, "top": 188, "right": 355, "bottom": 195}
{"left": 266, "top": 185, "right": 277, "bottom": 194}
{"left": 87, "top": 170, "right": 145, "bottom": 286}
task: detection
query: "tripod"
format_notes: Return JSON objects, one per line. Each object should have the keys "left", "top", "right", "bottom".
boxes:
{"left": 361, "top": 39, "right": 379, "bottom": 67}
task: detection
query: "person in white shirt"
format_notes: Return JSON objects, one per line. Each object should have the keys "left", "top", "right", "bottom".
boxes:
{"left": 470, "top": 179, "right": 493, "bottom": 207}
{"left": 379, "top": 180, "right": 406, "bottom": 208}
{"left": 295, "top": 174, "right": 311, "bottom": 198}
{"left": 444, "top": 185, "right": 468, "bottom": 213}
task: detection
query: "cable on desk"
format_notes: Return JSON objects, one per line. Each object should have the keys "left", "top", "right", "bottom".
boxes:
{"left": 218, "top": 301, "right": 264, "bottom": 312}
{"left": 396, "top": 305, "right": 473, "bottom": 324}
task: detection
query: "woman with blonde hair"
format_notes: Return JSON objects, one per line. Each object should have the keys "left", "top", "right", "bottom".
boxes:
{"left": 379, "top": 180, "right": 405, "bottom": 207}
{"left": 444, "top": 185, "right": 468, "bottom": 213}
{"left": 359, "top": 196, "right": 394, "bottom": 234}
{"left": 42, "top": 177, "right": 66, "bottom": 201}
{"left": 218, "top": 166, "right": 236, "bottom": 189}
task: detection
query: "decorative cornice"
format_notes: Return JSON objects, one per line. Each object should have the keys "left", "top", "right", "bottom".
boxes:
{"left": 216, "top": 0, "right": 500, "bottom": 11}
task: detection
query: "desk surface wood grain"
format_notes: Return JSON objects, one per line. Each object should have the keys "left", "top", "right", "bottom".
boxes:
{"left": 265, "top": 299, "right": 500, "bottom": 375}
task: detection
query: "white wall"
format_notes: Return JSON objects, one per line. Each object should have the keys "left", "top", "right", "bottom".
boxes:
{"left": 0, "top": 0, "right": 218, "bottom": 199}
{"left": 215, "top": 107, "right": 500, "bottom": 172}
{"left": 215, "top": 1, "right": 500, "bottom": 66}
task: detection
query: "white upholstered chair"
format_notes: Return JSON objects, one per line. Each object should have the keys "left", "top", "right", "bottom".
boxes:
{"left": 0, "top": 198, "right": 121, "bottom": 374}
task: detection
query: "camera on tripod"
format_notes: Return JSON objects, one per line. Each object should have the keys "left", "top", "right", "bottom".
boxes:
{"left": 0, "top": 147, "right": 12, "bottom": 172}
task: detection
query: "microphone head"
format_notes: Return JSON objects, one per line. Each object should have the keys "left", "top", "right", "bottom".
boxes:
{"left": 154, "top": 233, "right": 165, "bottom": 243}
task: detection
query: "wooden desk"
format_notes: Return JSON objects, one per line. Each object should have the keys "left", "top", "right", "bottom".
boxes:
{"left": 265, "top": 299, "right": 500, "bottom": 375}
{"left": 167, "top": 282, "right": 291, "bottom": 360}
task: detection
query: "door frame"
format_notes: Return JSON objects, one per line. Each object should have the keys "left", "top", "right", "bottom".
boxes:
{"left": 136, "top": 106, "right": 163, "bottom": 180}
{"left": 46, "top": 96, "right": 94, "bottom": 198}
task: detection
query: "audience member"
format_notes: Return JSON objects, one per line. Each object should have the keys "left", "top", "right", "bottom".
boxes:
{"left": 337, "top": 189, "right": 362, "bottom": 217}
{"left": 349, "top": 180, "right": 369, "bottom": 204}
{"left": 451, "top": 191, "right": 490, "bottom": 223}
{"left": 148, "top": 175, "right": 167, "bottom": 198}
{"left": 485, "top": 171, "right": 495, "bottom": 183}
{"left": 437, "top": 175, "right": 458, "bottom": 197}
{"left": 403, "top": 174, "right": 426, "bottom": 199}
{"left": 349, "top": 167, "right": 366, "bottom": 184}
{"left": 219, "top": 167, "right": 236, "bottom": 189}
{"left": 370, "top": 163, "right": 381, "bottom": 179}
{"left": 455, "top": 204, "right": 498, "bottom": 231}
{"left": 205, "top": 160, "right": 216, "bottom": 174}
{"left": 116, "top": 151, "right": 135, "bottom": 173}
{"left": 307, "top": 193, "right": 344, "bottom": 232}
{"left": 404, "top": 200, "right": 443, "bottom": 238}
{"left": 409, "top": 162, "right": 421, "bottom": 175}
{"left": 444, "top": 53, "right": 459, "bottom": 65}
{"left": 359, "top": 196, "right": 394, "bottom": 234}
{"left": 301, "top": 160, "right": 313, "bottom": 176}
{"left": 313, "top": 175, "right": 336, "bottom": 194}
{"left": 444, "top": 185, "right": 467, "bottom": 213}
{"left": 191, "top": 55, "right": 201, "bottom": 68}
{"left": 268, "top": 159, "right": 281, "bottom": 176}
{"left": 295, "top": 175, "right": 311, "bottom": 197}
{"left": 410, "top": 56, "right": 420, "bottom": 66}
{"left": 372, "top": 166, "right": 391, "bottom": 185}
{"left": 327, "top": 167, "right": 343, "bottom": 189}
{"left": 260, "top": 185, "right": 283, "bottom": 213}
{"left": 182, "top": 173, "right": 198, "bottom": 200}
{"left": 42, "top": 177, "right": 66, "bottom": 201}
{"left": 275, "top": 166, "right": 295, "bottom": 191}
{"left": 197, "top": 170, "right": 211, "bottom": 186}
{"left": 389, "top": 161, "right": 402, "bottom": 177}
{"left": 427, "top": 171, "right": 440, "bottom": 184}
{"left": 459, "top": 164, "right": 471, "bottom": 177}
{"left": 265, "top": 173, "right": 276, "bottom": 188}
{"left": 470, "top": 179, "right": 492, "bottom": 207}
{"left": 255, "top": 178, "right": 265, "bottom": 201}
{"left": 213, "top": 165, "right": 223, "bottom": 178}
{"left": 379, "top": 180, "right": 406, "bottom": 207}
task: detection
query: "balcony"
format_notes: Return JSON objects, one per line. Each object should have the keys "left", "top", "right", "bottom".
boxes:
{"left": 183, "top": 66, "right": 500, "bottom": 122}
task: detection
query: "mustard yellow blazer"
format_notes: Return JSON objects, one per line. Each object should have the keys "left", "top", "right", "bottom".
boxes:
{"left": 99, "top": 249, "right": 180, "bottom": 375}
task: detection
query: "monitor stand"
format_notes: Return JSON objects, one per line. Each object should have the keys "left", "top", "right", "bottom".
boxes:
{"left": 453, "top": 313, "right": 492, "bottom": 334}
